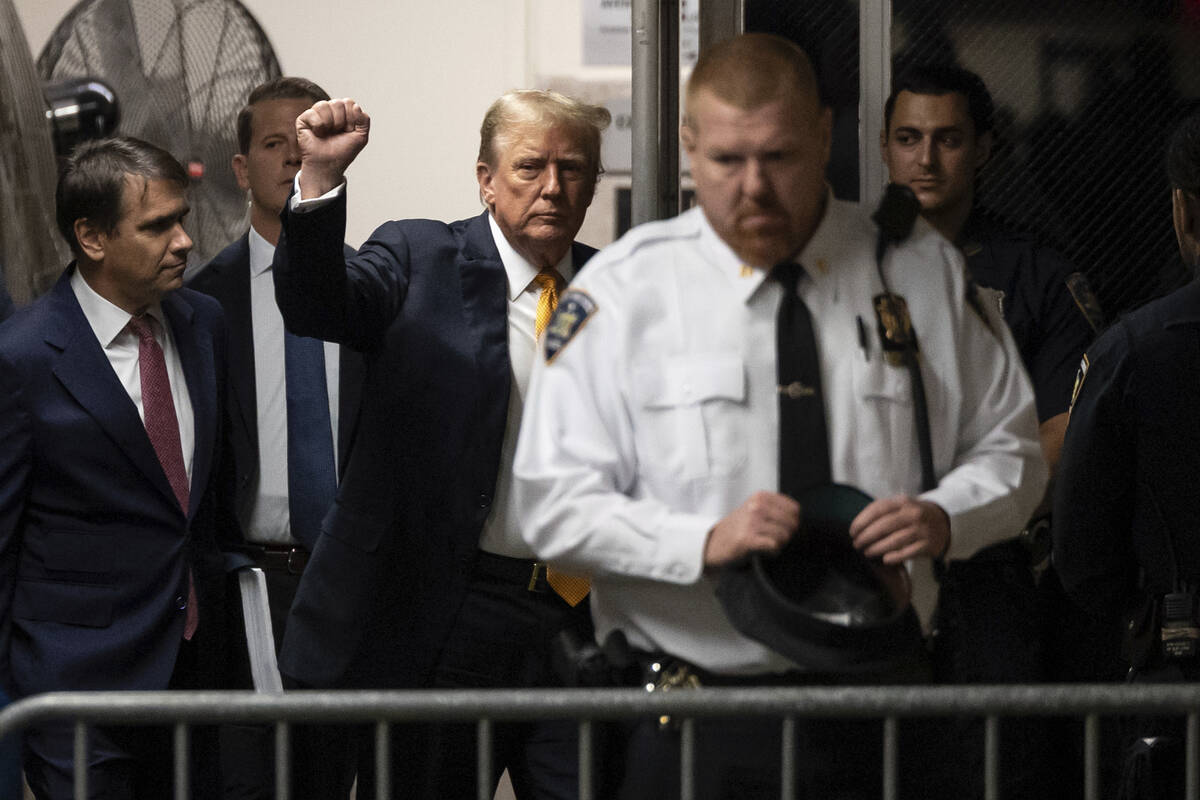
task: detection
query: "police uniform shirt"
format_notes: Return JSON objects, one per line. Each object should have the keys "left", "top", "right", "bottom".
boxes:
{"left": 1053, "top": 278, "right": 1200, "bottom": 620}
{"left": 513, "top": 197, "right": 1046, "bottom": 675}
{"left": 960, "top": 209, "right": 1093, "bottom": 421}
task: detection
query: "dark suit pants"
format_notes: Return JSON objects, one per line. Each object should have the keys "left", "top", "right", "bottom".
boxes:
{"left": 609, "top": 671, "right": 882, "bottom": 800}
{"left": 222, "top": 558, "right": 355, "bottom": 800}
{"left": 353, "top": 551, "right": 593, "bottom": 800}
{"left": 23, "top": 636, "right": 220, "bottom": 800}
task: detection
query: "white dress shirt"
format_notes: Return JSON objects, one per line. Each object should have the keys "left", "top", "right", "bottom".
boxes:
{"left": 246, "top": 226, "right": 340, "bottom": 545}
{"left": 475, "top": 213, "right": 575, "bottom": 559}
{"left": 70, "top": 267, "right": 195, "bottom": 484}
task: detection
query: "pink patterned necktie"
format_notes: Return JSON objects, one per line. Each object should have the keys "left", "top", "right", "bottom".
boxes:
{"left": 128, "top": 315, "right": 198, "bottom": 640}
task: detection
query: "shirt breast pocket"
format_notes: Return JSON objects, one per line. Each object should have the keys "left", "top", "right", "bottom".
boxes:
{"left": 852, "top": 355, "right": 917, "bottom": 490}
{"left": 633, "top": 353, "right": 747, "bottom": 481}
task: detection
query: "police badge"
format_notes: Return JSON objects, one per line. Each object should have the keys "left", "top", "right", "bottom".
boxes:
{"left": 872, "top": 292, "right": 918, "bottom": 367}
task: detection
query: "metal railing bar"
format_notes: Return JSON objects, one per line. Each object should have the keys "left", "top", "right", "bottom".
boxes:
{"left": 73, "top": 721, "right": 87, "bottom": 800}
{"left": 7, "top": 684, "right": 1200, "bottom": 735}
{"left": 1189, "top": 712, "right": 1198, "bottom": 800}
{"left": 1084, "top": 713, "right": 1099, "bottom": 800}
{"left": 375, "top": 720, "right": 390, "bottom": 800}
{"left": 780, "top": 715, "right": 795, "bottom": 800}
{"left": 680, "top": 717, "right": 695, "bottom": 800}
{"left": 882, "top": 716, "right": 897, "bottom": 800}
{"left": 477, "top": 718, "right": 492, "bottom": 800}
{"left": 275, "top": 721, "right": 290, "bottom": 800}
{"left": 578, "top": 718, "right": 593, "bottom": 800}
{"left": 174, "top": 722, "right": 189, "bottom": 800}
{"left": 984, "top": 715, "right": 998, "bottom": 800}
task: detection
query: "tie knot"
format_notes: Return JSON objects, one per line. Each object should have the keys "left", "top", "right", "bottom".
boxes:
{"left": 533, "top": 269, "right": 561, "bottom": 293}
{"left": 771, "top": 262, "right": 804, "bottom": 292}
{"left": 127, "top": 314, "right": 158, "bottom": 344}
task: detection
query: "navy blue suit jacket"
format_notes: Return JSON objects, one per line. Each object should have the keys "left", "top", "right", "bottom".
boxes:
{"left": 0, "top": 269, "right": 240, "bottom": 699}
{"left": 188, "top": 234, "right": 364, "bottom": 524}
{"left": 273, "top": 197, "right": 594, "bottom": 688}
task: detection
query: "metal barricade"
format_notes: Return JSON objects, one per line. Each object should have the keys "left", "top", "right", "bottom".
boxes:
{"left": 3, "top": 684, "right": 1200, "bottom": 800}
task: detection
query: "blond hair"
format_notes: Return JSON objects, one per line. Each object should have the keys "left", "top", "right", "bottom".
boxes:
{"left": 477, "top": 89, "right": 611, "bottom": 177}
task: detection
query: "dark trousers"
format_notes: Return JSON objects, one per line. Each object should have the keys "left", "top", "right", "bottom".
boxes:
{"left": 610, "top": 699, "right": 882, "bottom": 800}
{"left": 351, "top": 551, "right": 593, "bottom": 800}
{"left": 23, "top": 636, "right": 220, "bottom": 800}
{"left": 223, "top": 559, "right": 355, "bottom": 800}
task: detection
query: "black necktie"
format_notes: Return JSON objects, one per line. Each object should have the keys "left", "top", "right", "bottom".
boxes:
{"left": 285, "top": 331, "right": 336, "bottom": 551}
{"left": 773, "top": 262, "right": 831, "bottom": 498}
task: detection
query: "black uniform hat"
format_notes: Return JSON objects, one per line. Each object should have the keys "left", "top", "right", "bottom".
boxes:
{"left": 716, "top": 484, "right": 928, "bottom": 678}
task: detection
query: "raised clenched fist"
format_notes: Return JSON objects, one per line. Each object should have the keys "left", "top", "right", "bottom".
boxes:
{"left": 295, "top": 98, "right": 371, "bottom": 199}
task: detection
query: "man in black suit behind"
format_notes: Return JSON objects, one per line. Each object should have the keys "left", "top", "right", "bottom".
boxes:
{"left": 272, "top": 90, "right": 609, "bottom": 799}
{"left": 187, "top": 76, "right": 361, "bottom": 799}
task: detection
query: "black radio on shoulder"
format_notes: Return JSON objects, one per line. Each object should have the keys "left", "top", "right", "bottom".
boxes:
{"left": 1161, "top": 591, "right": 1200, "bottom": 661}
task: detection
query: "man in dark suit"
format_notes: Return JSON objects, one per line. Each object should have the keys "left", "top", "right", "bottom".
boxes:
{"left": 0, "top": 137, "right": 242, "bottom": 799}
{"left": 188, "top": 76, "right": 361, "bottom": 800}
{"left": 273, "top": 90, "right": 609, "bottom": 799}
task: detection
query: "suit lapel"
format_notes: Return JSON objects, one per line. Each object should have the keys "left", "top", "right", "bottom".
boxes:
{"left": 218, "top": 237, "right": 259, "bottom": 460}
{"left": 459, "top": 212, "right": 512, "bottom": 400}
{"left": 47, "top": 276, "right": 182, "bottom": 513}
{"left": 163, "top": 291, "right": 216, "bottom": 519}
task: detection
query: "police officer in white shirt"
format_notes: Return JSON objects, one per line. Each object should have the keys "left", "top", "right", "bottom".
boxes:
{"left": 513, "top": 34, "right": 1046, "bottom": 800}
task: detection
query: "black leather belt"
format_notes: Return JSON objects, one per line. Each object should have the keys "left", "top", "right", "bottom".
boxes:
{"left": 473, "top": 550, "right": 551, "bottom": 593}
{"left": 244, "top": 544, "right": 309, "bottom": 574}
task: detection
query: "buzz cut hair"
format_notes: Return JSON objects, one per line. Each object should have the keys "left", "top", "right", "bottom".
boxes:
{"left": 236, "top": 76, "right": 331, "bottom": 154}
{"left": 683, "top": 33, "right": 822, "bottom": 129}
{"left": 476, "top": 89, "right": 611, "bottom": 179}
{"left": 55, "top": 136, "right": 188, "bottom": 258}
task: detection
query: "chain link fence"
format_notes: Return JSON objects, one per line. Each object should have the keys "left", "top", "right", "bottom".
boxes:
{"left": 749, "top": 0, "right": 1200, "bottom": 318}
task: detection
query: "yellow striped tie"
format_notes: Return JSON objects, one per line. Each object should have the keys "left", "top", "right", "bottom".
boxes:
{"left": 531, "top": 269, "right": 590, "bottom": 606}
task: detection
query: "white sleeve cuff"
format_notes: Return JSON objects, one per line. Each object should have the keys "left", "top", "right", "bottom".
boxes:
{"left": 289, "top": 172, "right": 346, "bottom": 213}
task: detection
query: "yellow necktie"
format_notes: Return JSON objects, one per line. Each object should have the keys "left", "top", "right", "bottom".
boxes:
{"left": 531, "top": 269, "right": 590, "bottom": 606}
{"left": 533, "top": 270, "right": 559, "bottom": 338}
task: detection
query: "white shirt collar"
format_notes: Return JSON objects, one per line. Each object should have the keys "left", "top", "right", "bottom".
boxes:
{"left": 689, "top": 206, "right": 771, "bottom": 306}
{"left": 247, "top": 226, "right": 275, "bottom": 278}
{"left": 70, "top": 266, "right": 166, "bottom": 347}
{"left": 703, "top": 185, "right": 842, "bottom": 306}
{"left": 796, "top": 186, "right": 852, "bottom": 283}
{"left": 486, "top": 213, "right": 576, "bottom": 301}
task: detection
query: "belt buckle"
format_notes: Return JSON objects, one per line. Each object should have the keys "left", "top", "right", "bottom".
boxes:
{"left": 528, "top": 562, "right": 547, "bottom": 593}
{"left": 644, "top": 659, "right": 702, "bottom": 730}
{"left": 286, "top": 547, "right": 305, "bottom": 575}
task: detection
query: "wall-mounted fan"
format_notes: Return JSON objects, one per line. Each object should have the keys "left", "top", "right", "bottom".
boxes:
{"left": 0, "top": 0, "right": 66, "bottom": 306}
{"left": 38, "top": 0, "right": 283, "bottom": 270}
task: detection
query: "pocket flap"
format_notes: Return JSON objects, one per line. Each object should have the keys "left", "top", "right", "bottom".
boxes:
{"left": 855, "top": 357, "right": 913, "bottom": 405}
{"left": 13, "top": 580, "right": 114, "bottom": 628}
{"left": 635, "top": 353, "right": 745, "bottom": 408}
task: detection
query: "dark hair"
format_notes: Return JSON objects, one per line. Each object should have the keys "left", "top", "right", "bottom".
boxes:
{"left": 55, "top": 136, "right": 189, "bottom": 258}
{"left": 884, "top": 64, "right": 995, "bottom": 138}
{"left": 236, "top": 76, "right": 330, "bottom": 154}
{"left": 1167, "top": 111, "right": 1200, "bottom": 194}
